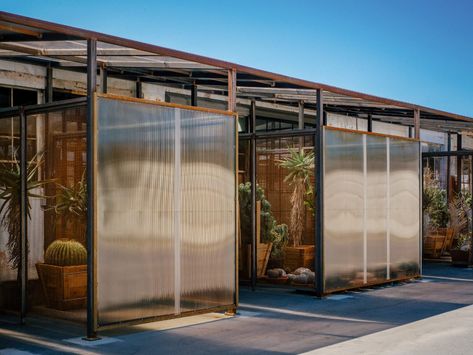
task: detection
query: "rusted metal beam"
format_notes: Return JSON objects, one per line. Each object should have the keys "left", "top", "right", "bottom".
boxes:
{"left": 0, "top": 11, "right": 471, "bottom": 122}
{"left": 0, "top": 22, "right": 42, "bottom": 38}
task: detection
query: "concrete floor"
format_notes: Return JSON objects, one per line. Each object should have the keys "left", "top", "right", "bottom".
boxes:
{"left": 1, "top": 261, "right": 473, "bottom": 354}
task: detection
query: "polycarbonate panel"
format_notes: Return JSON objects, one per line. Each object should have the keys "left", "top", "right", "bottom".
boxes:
{"left": 323, "top": 128, "right": 420, "bottom": 293}
{"left": 324, "top": 129, "right": 364, "bottom": 291}
{"left": 366, "top": 135, "right": 388, "bottom": 282}
{"left": 96, "top": 97, "right": 236, "bottom": 327}
{"left": 180, "top": 110, "right": 235, "bottom": 312}
{"left": 97, "top": 97, "right": 176, "bottom": 325}
{"left": 389, "top": 139, "right": 420, "bottom": 279}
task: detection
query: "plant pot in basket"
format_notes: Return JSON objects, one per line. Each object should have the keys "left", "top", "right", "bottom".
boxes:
{"left": 36, "top": 239, "right": 87, "bottom": 310}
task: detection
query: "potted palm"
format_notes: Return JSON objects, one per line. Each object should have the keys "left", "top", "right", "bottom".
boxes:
{"left": 278, "top": 148, "right": 315, "bottom": 272}
{"left": 36, "top": 172, "right": 88, "bottom": 310}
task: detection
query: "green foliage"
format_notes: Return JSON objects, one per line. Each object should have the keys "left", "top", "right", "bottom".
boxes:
{"left": 44, "top": 239, "right": 87, "bottom": 266}
{"left": 279, "top": 148, "right": 314, "bottom": 187}
{"left": 278, "top": 148, "right": 315, "bottom": 246}
{"left": 238, "top": 182, "right": 288, "bottom": 259}
{"left": 423, "top": 168, "right": 448, "bottom": 229}
{"left": 0, "top": 154, "right": 53, "bottom": 271}
{"left": 54, "top": 171, "right": 87, "bottom": 223}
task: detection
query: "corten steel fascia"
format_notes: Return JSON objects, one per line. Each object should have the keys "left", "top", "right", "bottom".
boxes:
{"left": 0, "top": 11, "right": 472, "bottom": 123}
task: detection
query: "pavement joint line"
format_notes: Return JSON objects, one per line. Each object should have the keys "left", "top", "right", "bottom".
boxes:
{"left": 238, "top": 303, "right": 383, "bottom": 324}
{"left": 423, "top": 275, "right": 473, "bottom": 282}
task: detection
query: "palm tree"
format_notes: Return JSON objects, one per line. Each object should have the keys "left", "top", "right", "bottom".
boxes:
{"left": 279, "top": 148, "right": 314, "bottom": 247}
{"left": 0, "top": 154, "right": 52, "bottom": 280}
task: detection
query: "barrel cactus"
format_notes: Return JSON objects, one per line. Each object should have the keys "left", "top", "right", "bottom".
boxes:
{"left": 44, "top": 239, "right": 87, "bottom": 266}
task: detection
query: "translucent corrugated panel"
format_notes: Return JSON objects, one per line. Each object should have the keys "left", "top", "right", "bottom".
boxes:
{"left": 324, "top": 129, "right": 364, "bottom": 292}
{"left": 97, "top": 98, "right": 176, "bottom": 325}
{"left": 323, "top": 128, "right": 420, "bottom": 293}
{"left": 366, "top": 135, "right": 388, "bottom": 283}
{"left": 180, "top": 110, "right": 235, "bottom": 311}
{"left": 96, "top": 97, "right": 236, "bottom": 326}
{"left": 389, "top": 139, "right": 420, "bottom": 279}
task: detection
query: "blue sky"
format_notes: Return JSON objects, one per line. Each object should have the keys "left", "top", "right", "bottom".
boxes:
{"left": 2, "top": 1, "right": 473, "bottom": 117}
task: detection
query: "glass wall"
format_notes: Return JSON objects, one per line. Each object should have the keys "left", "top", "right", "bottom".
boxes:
{"left": 239, "top": 135, "right": 316, "bottom": 288}
{"left": 0, "top": 105, "right": 88, "bottom": 318}
{"left": 324, "top": 128, "right": 420, "bottom": 292}
{"left": 96, "top": 96, "right": 236, "bottom": 327}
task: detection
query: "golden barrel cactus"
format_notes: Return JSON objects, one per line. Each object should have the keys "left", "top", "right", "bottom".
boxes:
{"left": 44, "top": 239, "right": 87, "bottom": 266}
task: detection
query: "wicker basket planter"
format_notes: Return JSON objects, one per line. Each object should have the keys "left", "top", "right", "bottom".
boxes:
{"left": 283, "top": 245, "right": 315, "bottom": 272}
{"left": 36, "top": 263, "right": 87, "bottom": 310}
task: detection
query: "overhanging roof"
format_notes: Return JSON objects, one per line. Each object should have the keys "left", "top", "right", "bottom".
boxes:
{"left": 0, "top": 11, "right": 471, "bottom": 133}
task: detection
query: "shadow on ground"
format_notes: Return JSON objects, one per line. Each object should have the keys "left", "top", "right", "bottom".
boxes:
{"left": 1, "top": 261, "right": 472, "bottom": 354}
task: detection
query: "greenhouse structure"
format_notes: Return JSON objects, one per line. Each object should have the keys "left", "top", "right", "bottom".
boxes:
{"left": 0, "top": 12, "right": 472, "bottom": 338}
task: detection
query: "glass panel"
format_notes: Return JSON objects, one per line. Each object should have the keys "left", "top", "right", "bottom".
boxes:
{"left": 0, "top": 116, "right": 20, "bottom": 312}
{"left": 29, "top": 107, "right": 87, "bottom": 318}
{"left": 324, "top": 129, "right": 364, "bottom": 291}
{"left": 180, "top": 109, "right": 235, "bottom": 312}
{"left": 254, "top": 136, "right": 315, "bottom": 288}
{"left": 389, "top": 139, "right": 420, "bottom": 278}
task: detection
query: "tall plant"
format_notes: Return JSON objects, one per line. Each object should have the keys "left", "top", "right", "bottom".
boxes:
{"left": 278, "top": 148, "right": 314, "bottom": 247}
{"left": 423, "top": 167, "right": 449, "bottom": 229}
{"left": 0, "top": 154, "right": 52, "bottom": 279}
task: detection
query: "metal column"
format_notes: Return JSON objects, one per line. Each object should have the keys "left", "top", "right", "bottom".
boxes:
{"left": 367, "top": 114, "right": 372, "bottom": 133}
{"left": 414, "top": 108, "right": 421, "bottom": 139}
{"left": 86, "top": 38, "right": 98, "bottom": 340}
{"left": 191, "top": 83, "right": 198, "bottom": 107}
{"left": 46, "top": 65, "right": 53, "bottom": 103}
{"left": 298, "top": 101, "right": 304, "bottom": 129}
{"left": 100, "top": 67, "right": 108, "bottom": 94}
{"left": 19, "top": 107, "right": 27, "bottom": 324}
{"left": 250, "top": 100, "right": 256, "bottom": 291}
{"left": 315, "top": 89, "right": 324, "bottom": 296}
{"left": 136, "top": 78, "right": 142, "bottom": 99}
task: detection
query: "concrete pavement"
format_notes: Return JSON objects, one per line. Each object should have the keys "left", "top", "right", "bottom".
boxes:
{"left": 0, "top": 262, "right": 472, "bottom": 354}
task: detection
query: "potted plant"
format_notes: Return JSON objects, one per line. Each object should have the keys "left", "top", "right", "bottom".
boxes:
{"left": 238, "top": 182, "right": 288, "bottom": 277}
{"left": 36, "top": 172, "right": 88, "bottom": 310}
{"left": 36, "top": 239, "right": 87, "bottom": 310}
{"left": 0, "top": 154, "right": 51, "bottom": 308}
{"left": 422, "top": 168, "right": 450, "bottom": 257}
{"left": 449, "top": 192, "right": 472, "bottom": 267}
{"left": 278, "top": 148, "right": 315, "bottom": 272}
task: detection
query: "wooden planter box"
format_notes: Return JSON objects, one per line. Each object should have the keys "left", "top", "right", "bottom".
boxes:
{"left": 450, "top": 249, "right": 470, "bottom": 267}
{"left": 284, "top": 245, "right": 315, "bottom": 272}
{"left": 36, "top": 263, "right": 87, "bottom": 310}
